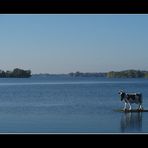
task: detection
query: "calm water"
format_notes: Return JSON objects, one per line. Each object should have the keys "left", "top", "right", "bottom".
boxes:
{"left": 0, "top": 76, "right": 148, "bottom": 133}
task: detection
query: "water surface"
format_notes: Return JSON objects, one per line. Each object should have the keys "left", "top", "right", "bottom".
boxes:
{"left": 0, "top": 76, "right": 147, "bottom": 133}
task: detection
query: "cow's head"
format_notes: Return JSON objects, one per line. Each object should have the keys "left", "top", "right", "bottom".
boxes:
{"left": 118, "top": 90, "right": 125, "bottom": 101}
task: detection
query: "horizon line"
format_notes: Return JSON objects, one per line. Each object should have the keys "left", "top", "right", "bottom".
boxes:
{"left": 32, "top": 69, "right": 148, "bottom": 75}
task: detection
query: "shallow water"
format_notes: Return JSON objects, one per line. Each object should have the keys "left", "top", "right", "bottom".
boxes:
{"left": 0, "top": 76, "right": 147, "bottom": 133}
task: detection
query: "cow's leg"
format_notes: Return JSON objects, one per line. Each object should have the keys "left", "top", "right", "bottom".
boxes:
{"left": 128, "top": 103, "right": 131, "bottom": 110}
{"left": 123, "top": 102, "right": 127, "bottom": 111}
{"left": 137, "top": 97, "right": 143, "bottom": 110}
{"left": 138, "top": 104, "right": 143, "bottom": 110}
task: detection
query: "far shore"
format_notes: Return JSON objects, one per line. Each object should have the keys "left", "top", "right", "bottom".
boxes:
{"left": 32, "top": 69, "right": 148, "bottom": 78}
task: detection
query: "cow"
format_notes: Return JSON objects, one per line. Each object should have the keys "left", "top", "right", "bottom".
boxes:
{"left": 118, "top": 90, "right": 143, "bottom": 111}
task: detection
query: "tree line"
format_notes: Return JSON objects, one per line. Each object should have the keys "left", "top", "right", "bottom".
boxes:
{"left": 68, "top": 70, "right": 148, "bottom": 78}
{"left": 107, "top": 70, "right": 148, "bottom": 78}
{"left": 69, "top": 71, "right": 107, "bottom": 77}
{"left": 0, "top": 68, "right": 31, "bottom": 78}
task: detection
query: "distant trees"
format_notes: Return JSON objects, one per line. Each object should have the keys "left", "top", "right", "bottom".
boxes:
{"left": 1, "top": 69, "right": 146, "bottom": 78}
{"left": 69, "top": 71, "right": 107, "bottom": 77}
{"left": 0, "top": 68, "right": 31, "bottom": 78}
{"left": 144, "top": 73, "right": 148, "bottom": 78}
{"left": 69, "top": 70, "right": 148, "bottom": 78}
{"left": 107, "top": 70, "right": 147, "bottom": 78}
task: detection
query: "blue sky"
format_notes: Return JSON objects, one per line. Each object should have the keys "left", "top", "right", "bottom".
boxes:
{"left": 0, "top": 14, "right": 148, "bottom": 74}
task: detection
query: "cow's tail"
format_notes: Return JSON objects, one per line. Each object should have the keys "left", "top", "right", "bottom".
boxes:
{"left": 140, "top": 93, "right": 143, "bottom": 104}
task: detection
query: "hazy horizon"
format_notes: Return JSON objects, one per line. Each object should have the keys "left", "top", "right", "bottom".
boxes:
{"left": 0, "top": 14, "right": 148, "bottom": 74}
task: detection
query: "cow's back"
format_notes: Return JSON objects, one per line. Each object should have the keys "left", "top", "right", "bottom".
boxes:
{"left": 126, "top": 93, "right": 142, "bottom": 104}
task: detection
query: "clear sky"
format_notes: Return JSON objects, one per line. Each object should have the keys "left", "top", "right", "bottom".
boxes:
{"left": 0, "top": 14, "right": 148, "bottom": 74}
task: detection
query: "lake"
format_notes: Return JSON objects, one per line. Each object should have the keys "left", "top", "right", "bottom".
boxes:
{"left": 0, "top": 76, "right": 148, "bottom": 133}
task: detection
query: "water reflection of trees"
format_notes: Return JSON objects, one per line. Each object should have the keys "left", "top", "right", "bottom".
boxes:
{"left": 120, "top": 112, "right": 142, "bottom": 133}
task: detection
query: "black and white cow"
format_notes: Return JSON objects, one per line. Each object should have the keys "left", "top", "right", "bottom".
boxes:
{"left": 118, "top": 90, "right": 143, "bottom": 111}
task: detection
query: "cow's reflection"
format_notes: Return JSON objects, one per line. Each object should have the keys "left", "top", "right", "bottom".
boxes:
{"left": 120, "top": 112, "right": 142, "bottom": 132}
